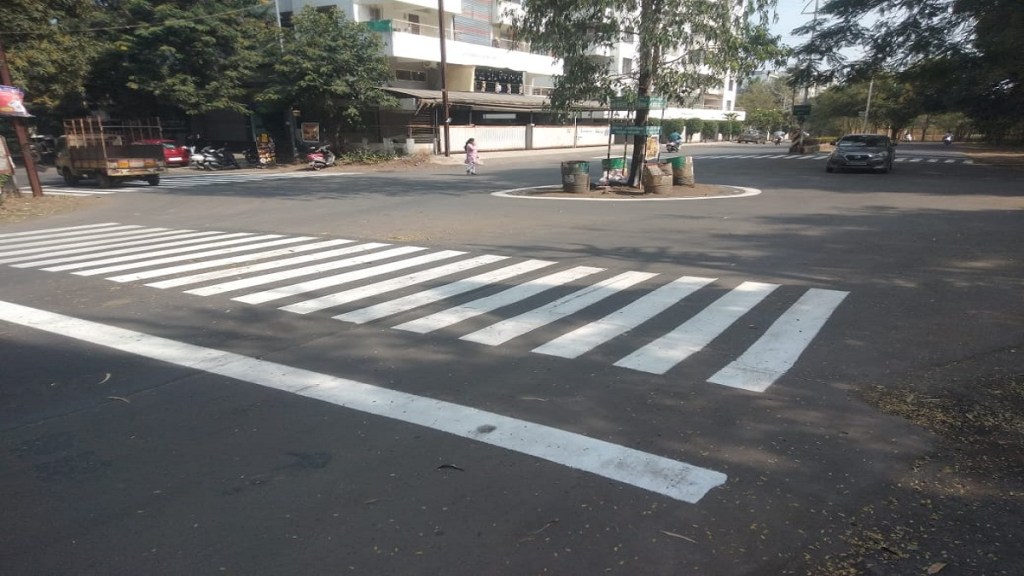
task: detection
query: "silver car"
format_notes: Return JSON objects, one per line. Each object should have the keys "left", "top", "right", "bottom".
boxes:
{"left": 826, "top": 134, "right": 895, "bottom": 173}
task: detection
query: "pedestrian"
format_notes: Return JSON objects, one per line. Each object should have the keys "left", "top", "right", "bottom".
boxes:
{"left": 464, "top": 138, "right": 479, "bottom": 175}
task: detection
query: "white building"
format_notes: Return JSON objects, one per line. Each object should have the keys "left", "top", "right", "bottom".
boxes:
{"left": 274, "top": 0, "right": 742, "bottom": 151}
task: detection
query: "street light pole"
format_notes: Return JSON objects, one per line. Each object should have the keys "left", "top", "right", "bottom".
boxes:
{"left": 273, "top": 0, "right": 299, "bottom": 162}
{"left": 437, "top": 0, "right": 451, "bottom": 157}
{"left": 861, "top": 76, "right": 874, "bottom": 133}
{"left": 0, "top": 40, "right": 43, "bottom": 198}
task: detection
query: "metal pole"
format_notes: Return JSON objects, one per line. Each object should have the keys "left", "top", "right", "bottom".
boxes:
{"left": 862, "top": 76, "right": 874, "bottom": 133}
{"left": 0, "top": 40, "right": 43, "bottom": 198}
{"left": 437, "top": 0, "right": 451, "bottom": 157}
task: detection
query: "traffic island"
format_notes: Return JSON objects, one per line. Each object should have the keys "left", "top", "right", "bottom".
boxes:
{"left": 493, "top": 183, "right": 760, "bottom": 201}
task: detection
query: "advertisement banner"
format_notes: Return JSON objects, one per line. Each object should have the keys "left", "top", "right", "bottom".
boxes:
{"left": 301, "top": 122, "right": 320, "bottom": 142}
{"left": 0, "top": 86, "right": 31, "bottom": 117}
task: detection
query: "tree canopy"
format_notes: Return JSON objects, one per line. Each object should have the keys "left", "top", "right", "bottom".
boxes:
{"left": 509, "top": 0, "right": 787, "bottom": 183}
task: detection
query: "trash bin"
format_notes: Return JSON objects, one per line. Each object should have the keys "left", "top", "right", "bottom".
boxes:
{"left": 561, "top": 160, "right": 590, "bottom": 193}
{"left": 670, "top": 155, "right": 695, "bottom": 186}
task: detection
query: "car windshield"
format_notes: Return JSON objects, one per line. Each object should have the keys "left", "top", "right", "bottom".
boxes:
{"left": 839, "top": 135, "right": 886, "bottom": 147}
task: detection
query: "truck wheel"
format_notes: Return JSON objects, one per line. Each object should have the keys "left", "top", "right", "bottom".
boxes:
{"left": 146, "top": 175, "right": 160, "bottom": 186}
{"left": 61, "top": 168, "right": 80, "bottom": 186}
{"left": 97, "top": 173, "right": 114, "bottom": 188}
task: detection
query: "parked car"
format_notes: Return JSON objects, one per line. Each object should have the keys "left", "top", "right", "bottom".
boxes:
{"left": 826, "top": 134, "right": 895, "bottom": 173}
{"left": 137, "top": 139, "right": 189, "bottom": 166}
{"left": 737, "top": 130, "right": 767, "bottom": 144}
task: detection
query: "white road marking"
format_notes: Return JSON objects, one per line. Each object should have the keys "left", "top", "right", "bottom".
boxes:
{"left": 708, "top": 288, "right": 848, "bottom": 392}
{"left": 0, "top": 222, "right": 123, "bottom": 239}
{"left": 65, "top": 235, "right": 288, "bottom": 276}
{"left": 151, "top": 241, "right": 384, "bottom": 290}
{"left": 533, "top": 275, "right": 715, "bottom": 359}
{"left": 105, "top": 239, "right": 354, "bottom": 283}
{"left": 35, "top": 233, "right": 260, "bottom": 271}
{"left": 335, "top": 259, "right": 556, "bottom": 325}
{"left": 0, "top": 225, "right": 148, "bottom": 250}
{"left": 461, "top": 271, "right": 657, "bottom": 346}
{"left": 280, "top": 254, "right": 507, "bottom": 315}
{"left": 0, "top": 299, "right": 726, "bottom": 504}
{"left": 185, "top": 245, "right": 417, "bottom": 297}
{"left": 0, "top": 229, "right": 201, "bottom": 263}
{"left": 394, "top": 266, "right": 605, "bottom": 334}
{"left": 9, "top": 231, "right": 235, "bottom": 268}
{"left": 79, "top": 237, "right": 313, "bottom": 278}
{"left": 233, "top": 250, "right": 466, "bottom": 305}
{"left": 614, "top": 281, "right": 779, "bottom": 375}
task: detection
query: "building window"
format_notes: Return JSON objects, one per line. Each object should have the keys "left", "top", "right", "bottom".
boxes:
{"left": 622, "top": 58, "right": 633, "bottom": 74}
{"left": 368, "top": 6, "right": 382, "bottom": 21}
{"left": 726, "top": 100, "right": 733, "bottom": 111}
{"left": 728, "top": 79, "right": 735, "bottom": 92}
{"left": 396, "top": 69, "right": 428, "bottom": 82}
{"left": 406, "top": 13, "right": 420, "bottom": 34}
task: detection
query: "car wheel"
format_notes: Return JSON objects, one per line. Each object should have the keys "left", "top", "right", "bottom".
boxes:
{"left": 61, "top": 167, "right": 80, "bottom": 186}
{"left": 826, "top": 165, "right": 834, "bottom": 173}
{"left": 146, "top": 175, "right": 160, "bottom": 186}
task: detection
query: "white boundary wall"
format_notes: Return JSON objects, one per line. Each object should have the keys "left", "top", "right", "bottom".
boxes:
{"left": 442, "top": 124, "right": 612, "bottom": 153}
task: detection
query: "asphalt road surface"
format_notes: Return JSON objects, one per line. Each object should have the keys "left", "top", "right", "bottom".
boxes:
{"left": 2, "top": 142, "right": 1021, "bottom": 574}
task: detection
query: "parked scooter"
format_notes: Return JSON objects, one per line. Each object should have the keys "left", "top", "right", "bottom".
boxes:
{"left": 307, "top": 143, "right": 336, "bottom": 170}
{"left": 195, "top": 146, "right": 239, "bottom": 170}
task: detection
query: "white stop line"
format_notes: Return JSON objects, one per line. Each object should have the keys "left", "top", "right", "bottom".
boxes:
{"left": 0, "top": 300, "right": 727, "bottom": 504}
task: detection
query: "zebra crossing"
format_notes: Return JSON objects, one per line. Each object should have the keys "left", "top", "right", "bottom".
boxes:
{"left": 687, "top": 152, "right": 974, "bottom": 164}
{"left": 43, "top": 169, "right": 357, "bottom": 197}
{"left": 0, "top": 223, "right": 849, "bottom": 392}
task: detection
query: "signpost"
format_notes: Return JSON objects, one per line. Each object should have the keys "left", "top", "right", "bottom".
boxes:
{"left": 792, "top": 104, "right": 812, "bottom": 118}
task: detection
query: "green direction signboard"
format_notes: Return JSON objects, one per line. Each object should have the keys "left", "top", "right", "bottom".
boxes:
{"left": 792, "top": 104, "right": 812, "bottom": 118}
{"left": 609, "top": 96, "right": 667, "bottom": 110}
{"left": 610, "top": 125, "right": 661, "bottom": 136}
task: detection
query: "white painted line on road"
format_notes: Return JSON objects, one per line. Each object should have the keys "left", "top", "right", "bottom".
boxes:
{"left": 614, "top": 281, "right": 779, "bottom": 375}
{"left": 0, "top": 222, "right": 123, "bottom": 239}
{"left": 0, "top": 225, "right": 148, "bottom": 250}
{"left": 461, "top": 270, "right": 657, "bottom": 346}
{"left": 0, "top": 229, "right": 195, "bottom": 263}
{"left": 0, "top": 299, "right": 727, "bottom": 503}
{"left": 106, "top": 238, "right": 349, "bottom": 283}
{"left": 152, "top": 241, "right": 385, "bottom": 290}
{"left": 186, "top": 244, "right": 415, "bottom": 297}
{"left": 394, "top": 266, "right": 605, "bottom": 334}
{"left": 35, "top": 233, "right": 259, "bottom": 272}
{"left": 533, "top": 275, "right": 716, "bottom": 359}
{"left": 66, "top": 235, "right": 287, "bottom": 276}
{"left": 708, "top": 288, "right": 848, "bottom": 392}
{"left": 492, "top": 186, "right": 761, "bottom": 202}
{"left": 280, "top": 254, "right": 507, "bottom": 315}
{"left": 234, "top": 250, "right": 466, "bottom": 305}
{"left": 335, "top": 259, "right": 556, "bottom": 325}
{"left": 910, "top": 158, "right": 923, "bottom": 163}
{"left": 10, "top": 231, "right": 233, "bottom": 268}
{"left": 944, "top": 159, "right": 955, "bottom": 163}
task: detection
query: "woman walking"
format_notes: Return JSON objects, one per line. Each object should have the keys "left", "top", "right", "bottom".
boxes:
{"left": 464, "top": 138, "right": 479, "bottom": 175}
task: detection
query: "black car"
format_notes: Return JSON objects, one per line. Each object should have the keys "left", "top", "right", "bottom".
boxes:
{"left": 826, "top": 134, "right": 895, "bottom": 173}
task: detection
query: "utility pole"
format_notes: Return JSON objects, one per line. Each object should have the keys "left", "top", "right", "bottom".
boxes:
{"left": 437, "top": 0, "right": 451, "bottom": 157}
{"left": 273, "top": 0, "right": 299, "bottom": 162}
{"left": 0, "top": 40, "right": 44, "bottom": 198}
{"left": 861, "top": 76, "right": 874, "bottom": 132}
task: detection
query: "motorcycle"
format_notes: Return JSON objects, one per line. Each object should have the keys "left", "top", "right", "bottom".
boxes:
{"left": 188, "top": 145, "right": 212, "bottom": 169}
{"left": 306, "top": 143, "right": 336, "bottom": 170}
{"left": 943, "top": 134, "right": 953, "bottom": 146}
{"left": 196, "top": 146, "right": 240, "bottom": 170}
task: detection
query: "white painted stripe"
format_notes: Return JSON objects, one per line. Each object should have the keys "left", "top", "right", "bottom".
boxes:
{"left": 281, "top": 254, "right": 507, "bottom": 315}
{"left": 928, "top": 158, "right": 939, "bottom": 163}
{"left": 0, "top": 229, "right": 204, "bottom": 263}
{"left": 0, "top": 225, "right": 148, "bottom": 250}
{"left": 533, "top": 275, "right": 715, "bottom": 359}
{"left": 708, "top": 288, "right": 848, "bottom": 392}
{"left": 614, "top": 281, "right": 779, "bottom": 375}
{"left": 234, "top": 250, "right": 466, "bottom": 305}
{"left": 780, "top": 155, "right": 801, "bottom": 160}
{"left": 152, "top": 242, "right": 385, "bottom": 290}
{"left": 394, "top": 266, "right": 605, "bottom": 334}
{"left": 0, "top": 222, "right": 122, "bottom": 239}
{"left": 335, "top": 259, "right": 556, "bottom": 325}
{"left": 44, "top": 188, "right": 122, "bottom": 196}
{"left": 767, "top": 154, "right": 788, "bottom": 159}
{"left": 39, "top": 234, "right": 269, "bottom": 272}
{"left": 185, "top": 245, "right": 417, "bottom": 297}
{"left": 910, "top": 158, "right": 922, "bottom": 163}
{"left": 9, "top": 232, "right": 232, "bottom": 268}
{"left": 963, "top": 159, "right": 974, "bottom": 164}
{"left": 48, "top": 231, "right": 280, "bottom": 274}
{"left": 98, "top": 235, "right": 319, "bottom": 280}
{"left": 894, "top": 158, "right": 908, "bottom": 162}
{"left": 462, "top": 271, "right": 657, "bottom": 346}
{"left": 0, "top": 299, "right": 725, "bottom": 504}
{"left": 812, "top": 155, "right": 829, "bottom": 160}
{"left": 944, "top": 159, "right": 955, "bottom": 163}
{"left": 109, "top": 239, "right": 354, "bottom": 283}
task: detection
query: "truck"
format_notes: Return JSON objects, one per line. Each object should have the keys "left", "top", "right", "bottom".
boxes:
{"left": 55, "top": 117, "right": 166, "bottom": 187}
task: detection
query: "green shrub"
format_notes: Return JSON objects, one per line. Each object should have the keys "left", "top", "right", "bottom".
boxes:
{"left": 340, "top": 148, "right": 396, "bottom": 164}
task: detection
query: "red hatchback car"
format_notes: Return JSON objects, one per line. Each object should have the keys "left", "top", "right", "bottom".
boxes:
{"left": 137, "top": 139, "right": 189, "bottom": 166}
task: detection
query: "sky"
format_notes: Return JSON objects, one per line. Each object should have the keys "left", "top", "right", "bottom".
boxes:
{"left": 772, "top": 0, "right": 820, "bottom": 48}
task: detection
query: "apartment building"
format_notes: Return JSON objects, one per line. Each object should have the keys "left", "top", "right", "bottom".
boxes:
{"left": 273, "top": 0, "right": 742, "bottom": 151}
